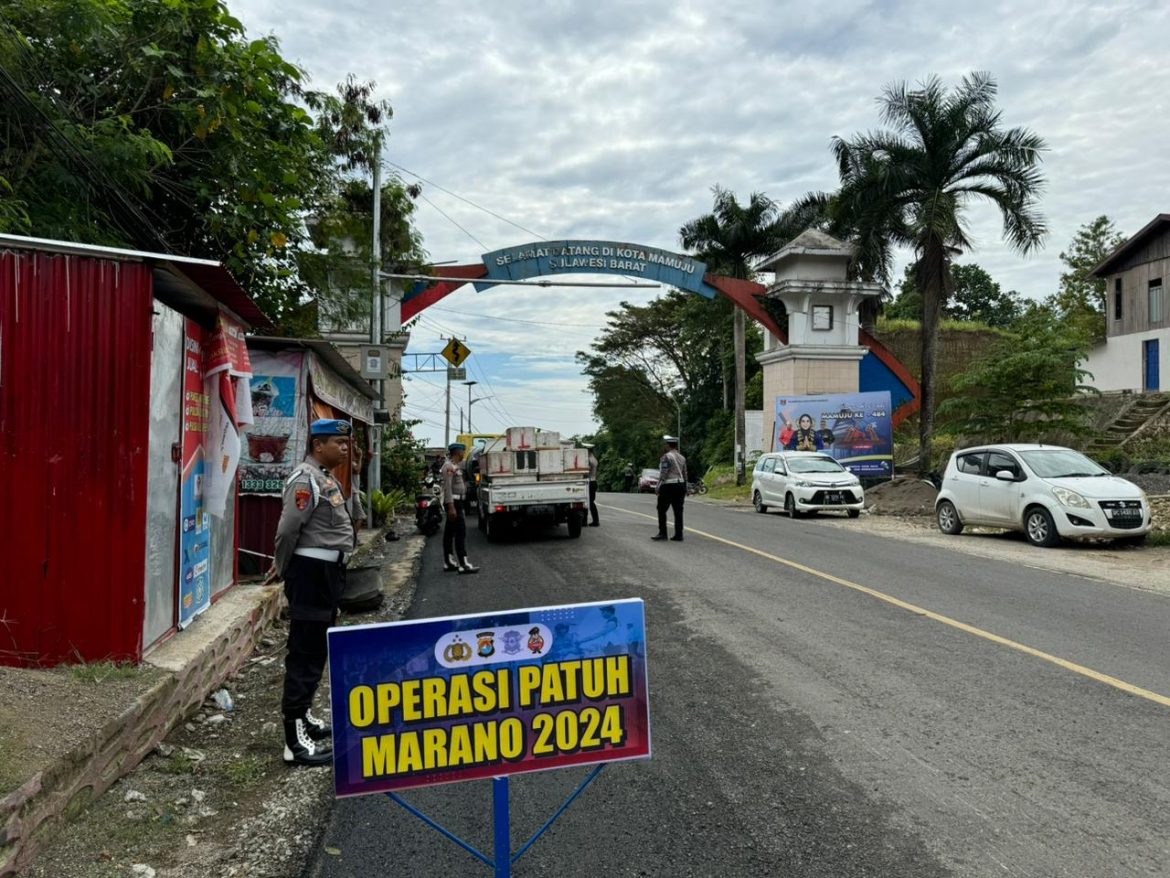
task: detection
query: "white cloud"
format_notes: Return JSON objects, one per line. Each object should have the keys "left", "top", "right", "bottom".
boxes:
{"left": 234, "top": 0, "right": 1170, "bottom": 438}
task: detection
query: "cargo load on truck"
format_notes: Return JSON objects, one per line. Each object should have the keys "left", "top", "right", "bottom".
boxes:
{"left": 476, "top": 426, "right": 590, "bottom": 540}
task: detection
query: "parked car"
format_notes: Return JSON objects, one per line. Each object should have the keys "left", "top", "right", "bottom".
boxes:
{"left": 751, "top": 451, "right": 864, "bottom": 517}
{"left": 638, "top": 468, "right": 661, "bottom": 493}
{"left": 934, "top": 444, "right": 1151, "bottom": 547}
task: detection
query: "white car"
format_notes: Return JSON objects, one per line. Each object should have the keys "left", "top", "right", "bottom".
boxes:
{"left": 934, "top": 444, "right": 1152, "bottom": 547}
{"left": 751, "top": 451, "right": 865, "bottom": 518}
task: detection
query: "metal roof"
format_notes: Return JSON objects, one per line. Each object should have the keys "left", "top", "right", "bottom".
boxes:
{"left": 245, "top": 336, "right": 379, "bottom": 400}
{"left": 0, "top": 233, "right": 272, "bottom": 329}
{"left": 1090, "top": 214, "right": 1170, "bottom": 277}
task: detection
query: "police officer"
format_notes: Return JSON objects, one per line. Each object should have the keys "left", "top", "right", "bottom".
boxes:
{"left": 441, "top": 442, "right": 479, "bottom": 574}
{"left": 270, "top": 418, "right": 362, "bottom": 766}
{"left": 583, "top": 443, "right": 600, "bottom": 527}
{"left": 652, "top": 435, "right": 687, "bottom": 542}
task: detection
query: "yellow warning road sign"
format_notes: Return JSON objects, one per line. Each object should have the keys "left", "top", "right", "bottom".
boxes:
{"left": 441, "top": 338, "right": 471, "bottom": 367}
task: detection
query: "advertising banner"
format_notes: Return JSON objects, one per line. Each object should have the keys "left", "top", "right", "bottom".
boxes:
{"left": 179, "top": 321, "right": 212, "bottom": 628}
{"left": 240, "top": 350, "right": 307, "bottom": 495}
{"left": 327, "top": 599, "right": 651, "bottom": 798}
{"left": 774, "top": 391, "right": 893, "bottom": 477}
{"left": 308, "top": 353, "right": 374, "bottom": 425}
{"left": 204, "top": 315, "right": 254, "bottom": 517}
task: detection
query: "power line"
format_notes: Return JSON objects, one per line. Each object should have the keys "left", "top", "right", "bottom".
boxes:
{"left": 387, "top": 161, "right": 549, "bottom": 242}
{"left": 416, "top": 191, "right": 489, "bottom": 252}
{"left": 428, "top": 304, "right": 603, "bottom": 329}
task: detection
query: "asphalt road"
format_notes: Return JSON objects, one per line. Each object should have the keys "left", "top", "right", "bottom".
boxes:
{"left": 307, "top": 494, "right": 1170, "bottom": 877}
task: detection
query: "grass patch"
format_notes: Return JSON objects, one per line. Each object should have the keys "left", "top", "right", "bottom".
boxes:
{"left": 214, "top": 755, "right": 268, "bottom": 788}
{"left": 67, "top": 660, "right": 144, "bottom": 684}
{"left": 1141, "top": 531, "right": 1170, "bottom": 547}
{"left": 875, "top": 317, "right": 1015, "bottom": 336}
{"left": 159, "top": 751, "right": 202, "bottom": 776}
{"left": 705, "top": 482, "right": 751, "bottom": 502}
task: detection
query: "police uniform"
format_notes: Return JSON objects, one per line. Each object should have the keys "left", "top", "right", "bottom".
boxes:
{"left": 584, "top": 444, "right": 600, "bottom": 527}
{"left": 273, "top": 418, "right": 358, "bottom": 765}
{"left": 653, "top": 435, "right": 687, "bottom": 542}
{"left": 441, "top": 443, "right": 479, "bottom": 574}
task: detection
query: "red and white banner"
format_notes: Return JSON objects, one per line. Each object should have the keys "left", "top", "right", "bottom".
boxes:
{"left": 204, "top": 315, "right": 254, "bottom": 518}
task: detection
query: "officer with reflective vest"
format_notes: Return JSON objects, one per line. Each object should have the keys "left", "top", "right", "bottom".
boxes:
{"left": 270, "top": 418, "right": 363, "bottom": 766}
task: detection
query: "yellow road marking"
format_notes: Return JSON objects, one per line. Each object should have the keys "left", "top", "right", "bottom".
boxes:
{"left": 600, "top": 503, "right": 1170, "bottom": 709}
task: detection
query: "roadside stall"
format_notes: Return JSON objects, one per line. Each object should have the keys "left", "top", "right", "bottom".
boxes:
{"left": 237, "top": 337, "right": 377, "bottom": 577}
{"left": 0, "top": 234, "right": 269, "bottom": 667}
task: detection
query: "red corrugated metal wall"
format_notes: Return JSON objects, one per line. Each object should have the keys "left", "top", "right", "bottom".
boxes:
{"left": 0, "top": 251, "right": 154, "bottom": 666}
{"left": 238, "top": 495, "right": 282, "bottom": 578}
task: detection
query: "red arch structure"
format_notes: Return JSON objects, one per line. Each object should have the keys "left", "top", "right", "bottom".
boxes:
{"left": 402, "top": 264, "right": 920, "bottom": 426}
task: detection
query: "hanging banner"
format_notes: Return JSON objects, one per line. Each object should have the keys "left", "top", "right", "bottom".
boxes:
{"left": 308, "top": 353, "right": 374, "bottom": 424}
{"left": 179, "top": 321, "right": 212, "bottom": 628}
{"left": 204, "top": 315, "right": 254, "bottom": 517}
{"left": 328, "top": 599, "right": 651, "bottom": 798}
{"left": 774, "top": 390, "right": 893, "bottom": 477}
{"left": 240, "top": 350, "right": 307, "bottom": 495}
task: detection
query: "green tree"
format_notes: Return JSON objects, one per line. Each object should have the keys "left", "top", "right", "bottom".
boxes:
{"left": 887, "top": 262, "right": 1023, "bottom": 328}
{"left": 680, "top": 186, "right": 795, "bottom": 484}
{"left": 0, "top": 0, "right": 408, "bottom": 320}
{"left": 828, "top": 72, "right": 1047, "bottom": 472}
{"left": 1049, "top": 216, "right": 1125, "bottom": 341}
{"left": 938, "top": 309, "right": 1096, "bottom": 441}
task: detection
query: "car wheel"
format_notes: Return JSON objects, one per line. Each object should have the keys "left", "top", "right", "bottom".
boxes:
{"left": 936, "top": 500, "right": 963, "bottom": 535}
{"left": 753, "top": 491, "right": 767, "bottom": 514}
{"left": 1024, "top": 506, "right": 1061, "bottom": 547}
{"left": 847, "top": 509, "right": 860, "bottom": 519}
{"left": 784, "top": 493, "right": 802, "bottom": 518}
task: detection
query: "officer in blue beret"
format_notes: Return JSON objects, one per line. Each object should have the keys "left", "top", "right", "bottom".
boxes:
{"left": 441, "top": 442, "right": 479, "bottom": 574}
{"left": 270, "top": 418, "right": 362, "bottom": 765}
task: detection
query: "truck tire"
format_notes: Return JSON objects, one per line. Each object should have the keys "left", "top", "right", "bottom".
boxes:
{"left": 485, "top": 512, "right": 498, "bottom": 543}
{"left": 567, "top": 512, "right": 583, "bottom": 539}
{"left": 477, "top": 501, "right": 487, "bottom": 531}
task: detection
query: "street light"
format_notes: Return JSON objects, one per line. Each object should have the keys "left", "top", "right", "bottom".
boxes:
{"left": 462, "top": 380, "right": 478, "bottom": 433}
{"left": 469, "top": 395, "right": 494, "bottom": 433}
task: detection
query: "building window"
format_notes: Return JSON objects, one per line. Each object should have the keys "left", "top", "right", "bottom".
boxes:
{"left": 811, "top": 305, "right": 833, "bottom": 330}
{"left": 1150, "top": 279, "right": 1164, "bottom": 324}
{"left": 1114, "top": 278, "right": 1123, "bottom": 321}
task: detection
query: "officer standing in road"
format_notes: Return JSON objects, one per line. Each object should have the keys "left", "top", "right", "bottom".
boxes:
{"left": 623, "top": 462, "right": 635, "bottom": 493}
{"left": 584, "top": 443, "right": 600, "bottom": 527}
{"left": 441, "top": 442, "right": 480, "bottom": 574}
{"left": 652, "top": 435, "right": 687, "bottom": 542}
{"left": 270, "top": 418, "right": 361, "bottom": 766}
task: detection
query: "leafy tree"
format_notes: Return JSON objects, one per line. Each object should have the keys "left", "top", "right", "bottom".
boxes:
{"left": 1049, "top": 216, "right": 1125, "bottom": 341}
{"left": 0, "top": 0, "right": 409, "bottom": 320}
{"left": 887, "top": 262, "right": 1023, "bottom": 328}
{"left": 938, "top": 309, "right": 1096, "bottom": 441}
{"left": 827, "top": 72, "right": 1047, "bottom": 472}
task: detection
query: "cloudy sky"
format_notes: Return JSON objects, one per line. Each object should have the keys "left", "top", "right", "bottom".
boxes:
{"left": 233, "top": 0, "right": 1170, "bottom": 444}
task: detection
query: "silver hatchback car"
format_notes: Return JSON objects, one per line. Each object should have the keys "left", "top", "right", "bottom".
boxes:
{"left": 751, "top": 451, "right": 865, "bottom": 518}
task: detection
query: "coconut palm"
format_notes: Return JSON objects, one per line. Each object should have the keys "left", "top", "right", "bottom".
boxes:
{"left": 829, "top": 72, "right": 1047, "bottom": 472}
{"left": 680, "top": 186, "right": 792, "bottom": 484}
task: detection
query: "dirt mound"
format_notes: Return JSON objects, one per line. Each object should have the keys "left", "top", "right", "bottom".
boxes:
{"left": 865, "top": 477, "right": 938, "bottom": 517}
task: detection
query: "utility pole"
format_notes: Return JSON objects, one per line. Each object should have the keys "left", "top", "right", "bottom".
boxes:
{"left": 369, "top": 135, "right": 384, "bottom": 493}
{"left": 734, "top": 307, "right": 746, "bottom": 486}
{"left": 464, "top": 380, "right": 478, "bottom": 434}
{"left": 444, "top": 368, "right": 452, "bottom": 447}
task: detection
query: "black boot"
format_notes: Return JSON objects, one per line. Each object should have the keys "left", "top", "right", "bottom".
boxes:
{"left": 283, "top": 718, "right": 332, "bottom": 766}
{"left": 651, "top": 533, "right": 668, "bottom": 541}
{"left": 671, "top": 534, "right": 684, "bottom": 541}
{"left": 443, "top": 554, "right": 459, "bottom": 572}
{"left": 304, "top": 709, "right": 331, "bottom": 741}
{"left": 458, "top": 559, "right": 480, "bottom": 575}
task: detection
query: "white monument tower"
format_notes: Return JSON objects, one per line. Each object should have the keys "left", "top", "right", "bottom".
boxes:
{"left": 755, "top": 229, "right": 884, "bottom": 449}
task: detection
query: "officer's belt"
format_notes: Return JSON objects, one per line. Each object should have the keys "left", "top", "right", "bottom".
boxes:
{"left": 661, "top": 478, "right": 685, "bottom": 484}
{"left": 294, "top": 547, "right": 351, "bottom": 564}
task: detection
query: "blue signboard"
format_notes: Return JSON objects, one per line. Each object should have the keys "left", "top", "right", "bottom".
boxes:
{"left": 327, "top": 599, "right": 651, "bottom": 797}
{"left": 479, "top": 241, "right": 712, "bottom": 297}
{"left": 774, "top": 391, "right": 893, "bottom": 477}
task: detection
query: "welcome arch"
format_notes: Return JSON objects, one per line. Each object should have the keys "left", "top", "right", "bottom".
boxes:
{"left": 401, "top": 239, "right": 919, "bottom": 426}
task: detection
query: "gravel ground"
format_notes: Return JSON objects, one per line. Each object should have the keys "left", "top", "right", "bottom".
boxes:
{"left": 25, "top": 528, "right": 424, "bottom": 878}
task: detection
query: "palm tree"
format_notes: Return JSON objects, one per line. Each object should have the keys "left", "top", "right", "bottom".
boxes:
{"left": 680, "top": 186, "right": 790, "bottom": 485}
{"left": 829, "top": 72, "right": 1047, "bottom": 472}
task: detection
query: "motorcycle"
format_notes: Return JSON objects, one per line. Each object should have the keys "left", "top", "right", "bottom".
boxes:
{"left": 415, "top": 474, "right": 443, "bottom": 536}
{"left": 686, "top": 478, "right": 708, "bottom": 496}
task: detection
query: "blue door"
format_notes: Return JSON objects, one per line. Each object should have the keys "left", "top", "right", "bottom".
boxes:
{"left": 1144, "top": 339, "right": 1160, "bottom": 391}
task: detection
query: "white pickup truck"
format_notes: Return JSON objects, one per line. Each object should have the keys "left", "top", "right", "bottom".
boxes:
{"left": 475, "top": 428, "right": 590, "bottom": 541}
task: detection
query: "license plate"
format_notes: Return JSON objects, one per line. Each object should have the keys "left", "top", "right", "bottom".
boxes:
{"left": 1108, "top": 507, "right": 1141, "bottom": 519}
{"left": 526, "top": 505, "right": 554, "bottom": 517}
{"left": 824, "top": 493, "right": 843, "bottom": 504}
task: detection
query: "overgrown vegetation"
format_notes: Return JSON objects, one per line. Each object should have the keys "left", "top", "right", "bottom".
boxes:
{"left": 67, "top": 661, "right": 144, "bottom": 684}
